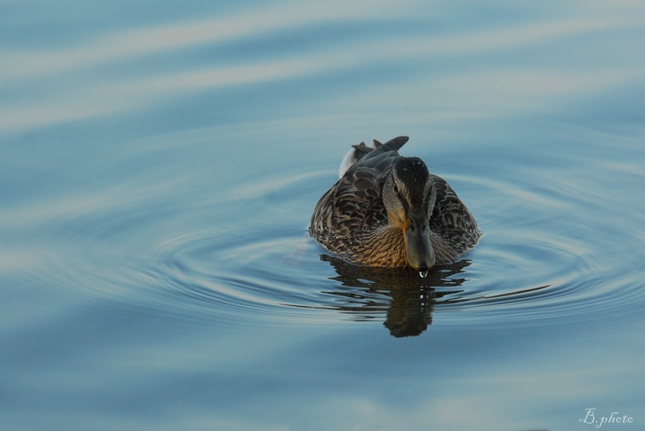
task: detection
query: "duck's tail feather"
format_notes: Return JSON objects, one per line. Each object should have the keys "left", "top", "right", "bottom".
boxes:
{"left": 338, "top": 136, "right": 408, "bottom": 178}
{"left": 380, "top": 136, "right": 409, "bottom": 152}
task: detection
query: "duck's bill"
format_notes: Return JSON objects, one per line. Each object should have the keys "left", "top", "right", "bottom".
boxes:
{"left": 405, "top": 218, "right": 435, "bottom": 272}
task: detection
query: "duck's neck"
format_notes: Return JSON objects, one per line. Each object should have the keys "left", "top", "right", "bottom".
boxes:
{"left": 351, "top": 225, "right": 408, "bottom": 267}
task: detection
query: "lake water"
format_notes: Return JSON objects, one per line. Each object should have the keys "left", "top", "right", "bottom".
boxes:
{"left": 2, "top": 1, "right": 644, "bottom": 430}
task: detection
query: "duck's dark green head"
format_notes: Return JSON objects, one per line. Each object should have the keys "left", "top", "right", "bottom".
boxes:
{"left": 383, "top": 157, "right": 436, "bottom": 273}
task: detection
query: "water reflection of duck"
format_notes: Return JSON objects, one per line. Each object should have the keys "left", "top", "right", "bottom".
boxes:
{"left": 309, "top": 136, "right": 480, "bottom": 276}
{"left": 321, "top": 255, "right": 472, "bottom": 337}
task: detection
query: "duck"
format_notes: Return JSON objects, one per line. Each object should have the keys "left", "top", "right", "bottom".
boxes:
{"left": 309, "top": 136, "right": 480, "bottom": 275}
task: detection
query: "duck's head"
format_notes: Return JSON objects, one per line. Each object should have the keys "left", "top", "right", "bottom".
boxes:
{"left": 382, "top": 157, "right": 436, "bottom": 274}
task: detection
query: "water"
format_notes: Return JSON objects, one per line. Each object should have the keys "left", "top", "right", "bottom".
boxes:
{"left": 2, "top": 1, "right": 644, "bottom": 430}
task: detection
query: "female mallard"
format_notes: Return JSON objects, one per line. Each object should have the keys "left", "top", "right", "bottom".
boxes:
{"left": 309, "top": 136, "right": 480, "bottom": 275}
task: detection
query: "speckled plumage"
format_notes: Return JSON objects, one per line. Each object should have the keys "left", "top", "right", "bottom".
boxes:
{"left": 309, "top": 136, "right": 480, "bottom": 269}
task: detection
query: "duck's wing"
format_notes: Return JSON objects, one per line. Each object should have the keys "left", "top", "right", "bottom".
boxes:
{"left": 311, "top": 136, "right": 410, "bottom": 252}
{"left": 332, "top": 136, "right": 410, "bottom": 228}
{"left": 312, "top": 159, "right": 388, "bottom": 243}
{"left": 428, "top": 174, "right": 480, "bottom": 261}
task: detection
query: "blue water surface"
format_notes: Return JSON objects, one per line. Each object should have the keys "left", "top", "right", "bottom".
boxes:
{"left": 2, "top": 1, "right": 645, "bottom": 430}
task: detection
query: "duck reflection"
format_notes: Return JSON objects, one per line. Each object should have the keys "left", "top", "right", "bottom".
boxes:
{"left": 320, "top": 255, "right": 472, "bottom": 337}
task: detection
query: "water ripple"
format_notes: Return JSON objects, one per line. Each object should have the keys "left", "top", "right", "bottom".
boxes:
{"left": 148, "top": 226, "right": 329, "bottom": 325}
{"left": 13, "top": 131, "right": 640, "bottom": 336}
{"left": 137, "top": 164, "right": 643, "bottom": 335}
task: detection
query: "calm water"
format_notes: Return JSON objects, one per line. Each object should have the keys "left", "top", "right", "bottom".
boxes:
{"left": 2, "top": 1, "right": 644, "bottom": 430}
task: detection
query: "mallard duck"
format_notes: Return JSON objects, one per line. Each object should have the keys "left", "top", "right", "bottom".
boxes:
{"left": 309, "top": 136, "right": 480, "bottom": 276}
